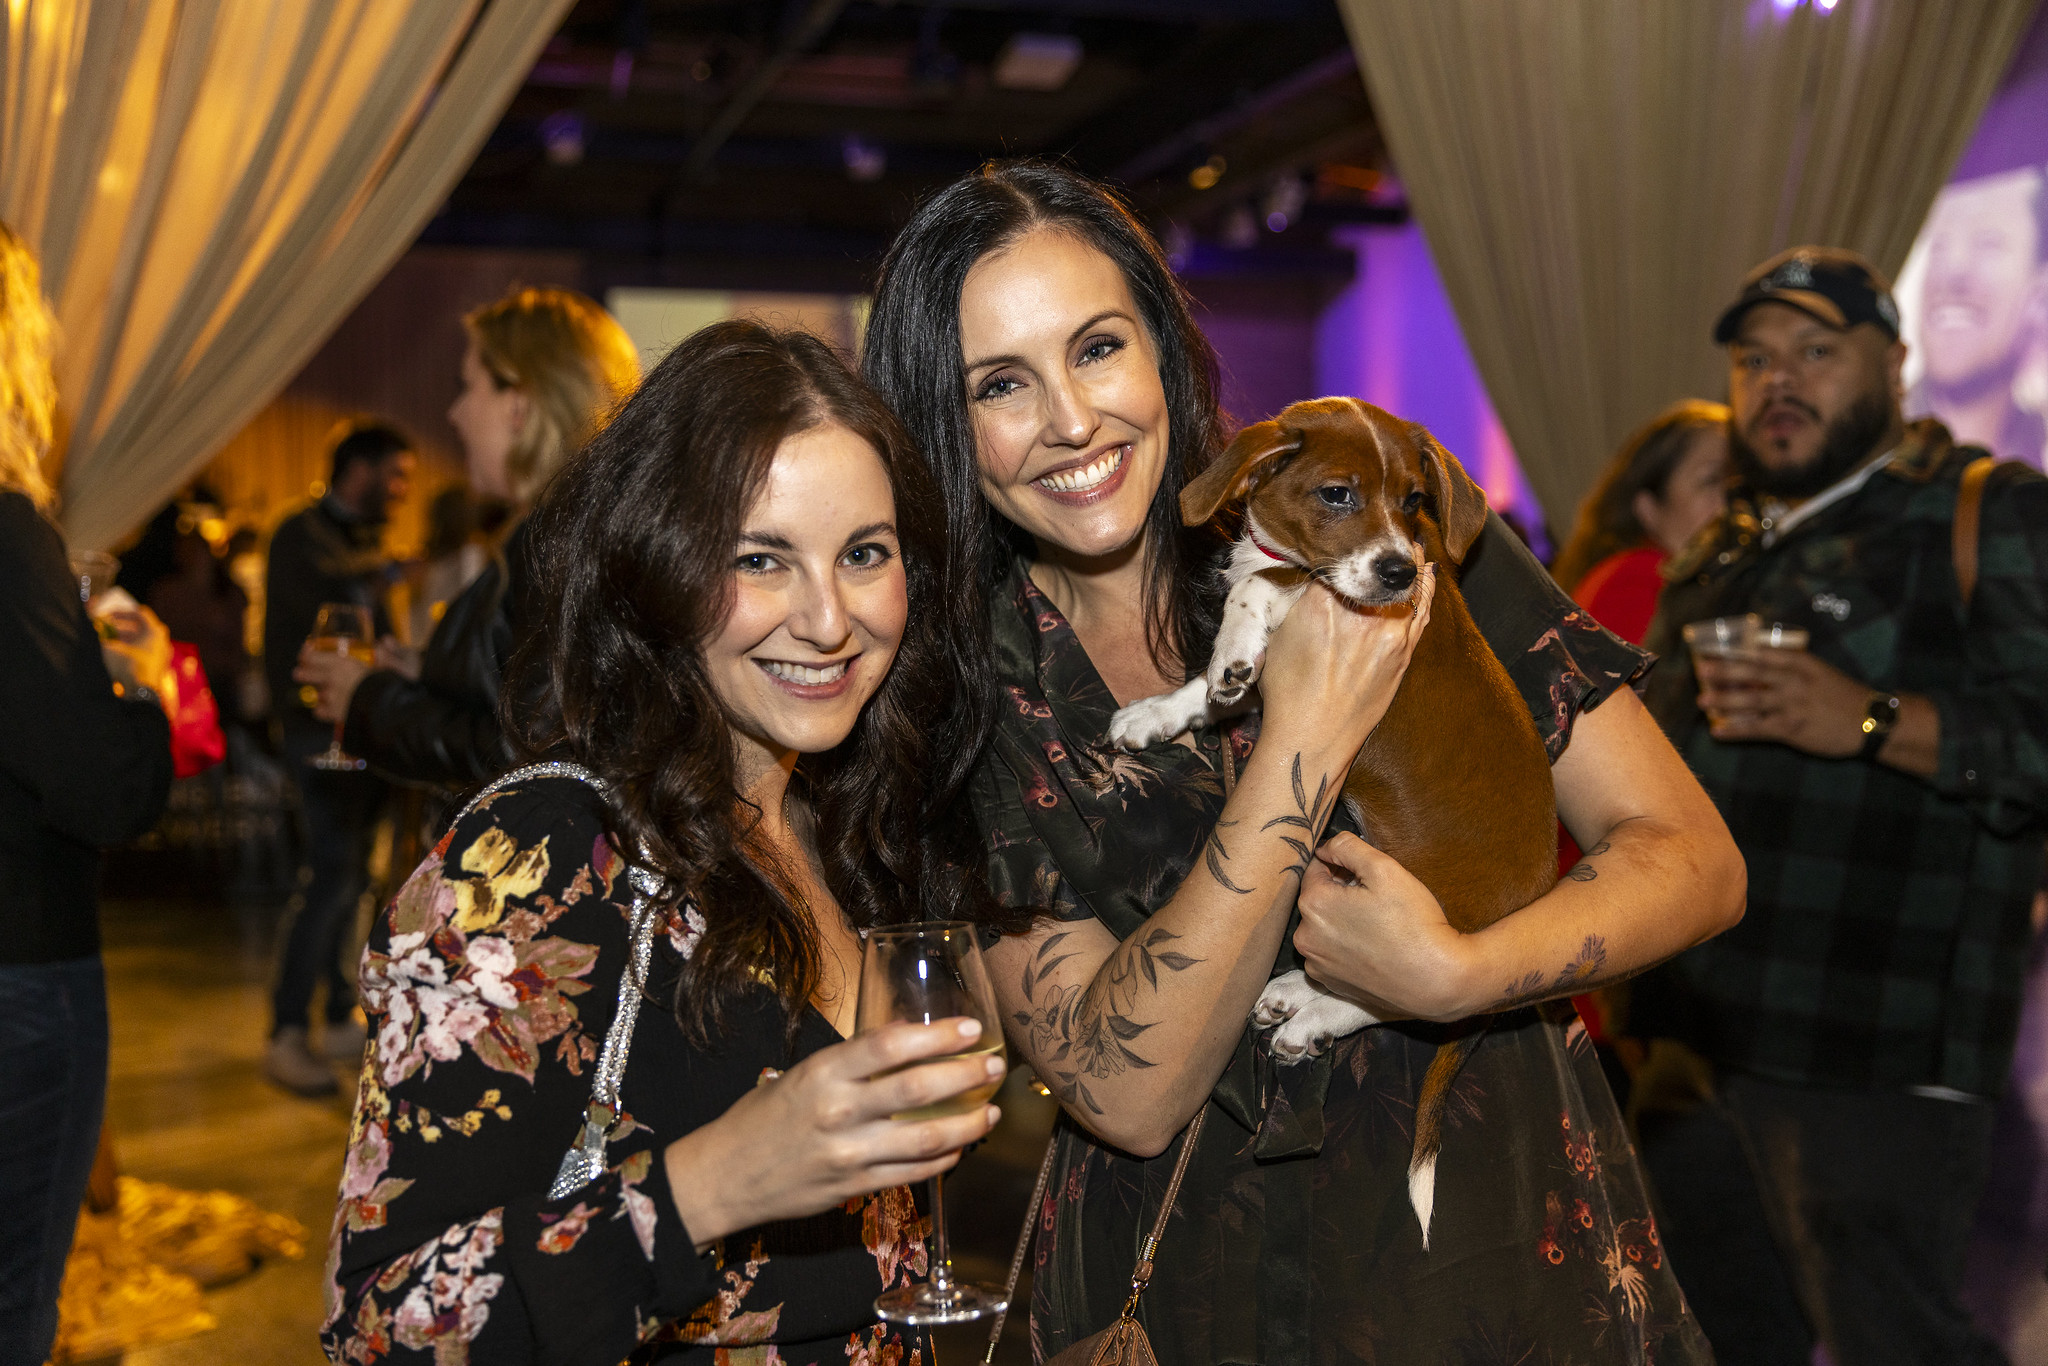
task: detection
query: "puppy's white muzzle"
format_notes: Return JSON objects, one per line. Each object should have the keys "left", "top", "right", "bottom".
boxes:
{"left": 1326, "top": 537, "right": 1422, "bottom": 607}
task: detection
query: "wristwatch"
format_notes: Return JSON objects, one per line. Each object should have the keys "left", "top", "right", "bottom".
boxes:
{"left": 1860, "top": 691, "right": 1901, "bottom": 760}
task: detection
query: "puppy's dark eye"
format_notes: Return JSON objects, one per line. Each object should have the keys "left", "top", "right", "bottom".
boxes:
{"left": 1315, "top": 485, "right": 1356, "bottom": 509}
{"left": 1402, "top": 490, "right": 1425, "bottom": 513}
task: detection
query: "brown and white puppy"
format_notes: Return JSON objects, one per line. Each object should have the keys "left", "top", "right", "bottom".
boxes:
{"left": 1109, "top": 397, "right": 1558, "bottom": 1248}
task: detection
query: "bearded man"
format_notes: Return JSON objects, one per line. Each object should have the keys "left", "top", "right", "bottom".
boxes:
{"left": 1638, "top": 247, "right": 2048, "bottom": 1366}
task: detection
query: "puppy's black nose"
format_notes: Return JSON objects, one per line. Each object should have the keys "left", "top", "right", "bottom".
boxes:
{"left": 1375, "top": 558, "right": 1418, "bottom": 591}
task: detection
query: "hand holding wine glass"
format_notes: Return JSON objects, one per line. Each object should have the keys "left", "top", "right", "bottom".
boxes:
{"left": 659, "top": 1016, "right": 1002, "bottom": 1254}
{"left": 858, "top": 923, "right": 1010, "bottom": 1325}
{"left": 304, "top": 603, "right": 373, "bottom": 771}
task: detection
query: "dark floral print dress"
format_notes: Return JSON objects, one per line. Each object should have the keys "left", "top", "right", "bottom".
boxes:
{"left": 972, "top": 517, "right": 1714, "bottom": 1366}
{"left": 322, "top": 775, "right": 930, "bottom": 1366}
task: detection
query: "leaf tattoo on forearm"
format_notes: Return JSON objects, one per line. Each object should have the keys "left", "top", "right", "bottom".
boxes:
{"left": 1262, "top": 754, "right": 1340, "bottom": 882}
{"left": 1012, "top": 927, "right": 1202, "bottom": 1115}
{"left": 1203, "top": 818, "right": 1253, "bottom": 895}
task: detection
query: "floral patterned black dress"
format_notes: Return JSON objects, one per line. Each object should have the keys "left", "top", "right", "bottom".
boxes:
{"left": 972, "top": 517, "right": 1714, "bottom": 1366}
{"left": 322, "top": 775, "right": 930, "bottom": 1366}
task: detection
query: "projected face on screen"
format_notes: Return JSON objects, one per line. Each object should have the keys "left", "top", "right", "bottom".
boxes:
{"left": 1921, "top": 172, "right": 2045, "bottom": 389}
{"left": 1904, "top": 166, "right": 2048, "bottom": 467}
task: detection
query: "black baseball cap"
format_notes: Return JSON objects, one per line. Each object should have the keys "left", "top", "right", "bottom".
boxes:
{"left": 1712, "top": 246, "right": 1902, "bottom": 345}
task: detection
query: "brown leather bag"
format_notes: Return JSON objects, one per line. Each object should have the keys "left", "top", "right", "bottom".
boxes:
{"left": 983, "top": 1107, "right": 1206, "bottom": 1366}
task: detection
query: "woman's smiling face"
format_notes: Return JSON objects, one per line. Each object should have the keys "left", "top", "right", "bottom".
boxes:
{"left": 958, "top": 227, "right": 1171, "bottom": 561}
{"left": 705, "top": 420, "right": 908, "bottom": 763}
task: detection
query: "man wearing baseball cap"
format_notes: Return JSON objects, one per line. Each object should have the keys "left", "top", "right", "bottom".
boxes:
{"left": 1636, "top": 246, "right": 2048, "bottom": 1364}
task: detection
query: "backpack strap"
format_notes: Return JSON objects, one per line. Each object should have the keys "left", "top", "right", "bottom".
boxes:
{"left": 1954, "top": 455, "right": 2002, "bottom": 610}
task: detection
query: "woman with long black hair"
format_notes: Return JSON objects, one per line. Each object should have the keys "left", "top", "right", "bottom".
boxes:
{"left": 862, "top": 161, "right": 1744, "bottom": 1363}
{"left": 322, "top": 321, "right": 1001, "bottom": 1365}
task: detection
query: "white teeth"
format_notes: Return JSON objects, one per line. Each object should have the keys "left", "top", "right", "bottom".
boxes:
{"left": 1036, "top": 445, "right": 1126, "bottom": 493}
{"left": 761, "top": 659, "right": 849, "bottom": 686}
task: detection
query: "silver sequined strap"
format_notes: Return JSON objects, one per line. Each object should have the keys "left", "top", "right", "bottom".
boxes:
{"left": 453, "top": 760, "right": 611, "bottom": 825}
{"left": 591, "top": 867, "right": 662, "bottom": 1113}
{"left": 548, "top": 874, "right": 662, "bottom": 1200}
{"left": 448, "top": 765, "right": 669, "bottom": 1201}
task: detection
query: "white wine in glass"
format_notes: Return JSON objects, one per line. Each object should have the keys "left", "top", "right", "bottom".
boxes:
{"left": 858, "top": 922, "right": 1008, "bottom": 1326}
{"left": 306, "top": 602, "right": 374, "bottom": 772}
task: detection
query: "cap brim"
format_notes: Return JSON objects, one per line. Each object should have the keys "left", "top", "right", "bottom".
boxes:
{"left": 1713, "top": 290, "right": 1850, "bottom": 344}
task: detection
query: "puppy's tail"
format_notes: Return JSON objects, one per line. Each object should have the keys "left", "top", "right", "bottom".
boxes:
{"left": 1409, "top": 1028, "right": 1484, "bottom": 1251}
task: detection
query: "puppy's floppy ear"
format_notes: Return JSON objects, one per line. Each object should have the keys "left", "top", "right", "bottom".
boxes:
{"left": 1418, "top": 429, "right": 1489, "bottom": 563}
{"left": 1180, "top": 421, "right": 1303, "bottom": 526}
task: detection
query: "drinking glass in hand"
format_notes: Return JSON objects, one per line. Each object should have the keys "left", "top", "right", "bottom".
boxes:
{"left": 306, "top": 603, "right": 374, "bottom": 772}
{"left": 858, "top": 923, "right": 1008, "bottom": 1325}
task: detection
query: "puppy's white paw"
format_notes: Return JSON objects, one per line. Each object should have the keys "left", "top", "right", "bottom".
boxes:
{"left": 1267, "top": 993, "right": 1377, "bottom": 1064}
{"left": 1206, "top": 654, "right": 1262, "bottom": 707}
{"left": 1108, "top": 693, "right": 1199, "bottom": 751}
{"left": 1206, "top": 613, "right": 1271, "bottom": 708}
{"left": 1252, "top": 968, "right": 1321, "bottom": 1027}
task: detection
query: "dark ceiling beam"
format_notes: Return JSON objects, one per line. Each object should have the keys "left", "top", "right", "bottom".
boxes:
{"left": 1111, "top": 47, "right": 1360, "bottom": 186}
{"left": 686, "top": 0, "right": 852, "bottom": 178}
{"left": 881, "top": 0, "right": 1330, "bottom": 17}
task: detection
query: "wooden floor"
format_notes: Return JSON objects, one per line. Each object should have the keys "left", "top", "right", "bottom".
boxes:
{"left": 96, "top": 892, "right": 352, "bottom": 1366}
{"left": 90, "top": 879, "right": 1050, "bottom": 1366}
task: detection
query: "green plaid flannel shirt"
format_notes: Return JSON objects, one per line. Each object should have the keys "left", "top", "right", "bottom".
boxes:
{"left": 1641, "top": 420, "right": 2048, "bottom": 1098}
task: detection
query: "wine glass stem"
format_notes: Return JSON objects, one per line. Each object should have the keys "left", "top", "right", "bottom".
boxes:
{"left": 928, "top": 1172, "right": 954, "bottom": 1295}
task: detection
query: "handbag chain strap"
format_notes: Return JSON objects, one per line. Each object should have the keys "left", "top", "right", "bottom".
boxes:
{"left": 448, "top": 762, "right": 666, "bottom": 1200}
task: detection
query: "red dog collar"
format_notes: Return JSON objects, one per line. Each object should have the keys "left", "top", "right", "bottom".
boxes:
{"left": 1248, "top": 530, "right": 1295, "bottom": 565}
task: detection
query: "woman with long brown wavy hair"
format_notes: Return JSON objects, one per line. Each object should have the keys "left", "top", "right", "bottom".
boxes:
{"left": 322, "top": 321, "right": 1000, "bottom": 1365}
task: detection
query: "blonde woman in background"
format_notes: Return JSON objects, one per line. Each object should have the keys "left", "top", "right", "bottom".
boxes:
{"left": 0, "top": 222, "right": 173, "bottom": 1366}
{"left": 297, "top": 287, "right": 639, "bottom": 791}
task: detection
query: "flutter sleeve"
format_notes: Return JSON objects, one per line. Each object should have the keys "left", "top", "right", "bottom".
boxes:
{"left": 321, "top": 779, "right": 718, "bottom": 1366}
{"left": 968, "top": 737, "right": 1091, "bottom": 926}
{"left": 1458, "top": 513, "right": 1653, "bottom": 761}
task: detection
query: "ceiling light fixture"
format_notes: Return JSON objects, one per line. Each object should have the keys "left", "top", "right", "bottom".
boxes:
{"left": 993, "top": 33, "right": 1082, "bottom": 92}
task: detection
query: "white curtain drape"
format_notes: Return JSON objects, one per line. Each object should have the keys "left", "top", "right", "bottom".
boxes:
{"left": 1, "top": 0, "right": 577, "bottom": 551}
{"left": 1336, "top": 0, "right": 2039, "bottom": 526}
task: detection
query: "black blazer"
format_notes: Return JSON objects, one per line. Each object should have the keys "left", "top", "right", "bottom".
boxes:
{"left": 0, "top": 490, "right": 173, "bottom": 963}
{"left": 342, "top": 522, "right": 530, "bottom": 791}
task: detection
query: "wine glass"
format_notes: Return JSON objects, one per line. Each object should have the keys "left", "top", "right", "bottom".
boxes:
{"left": 858, "top": 922, "right": 1009, "bottom": 1325}
{"left": 67, "top": 550, "right": 119, "bottom": 606}
{"left": 306, "top": 603, "right": 374, "bottom": 772}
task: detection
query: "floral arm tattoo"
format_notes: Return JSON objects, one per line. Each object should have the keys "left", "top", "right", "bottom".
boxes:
{"left": 1011, "top": 927, "right": 1203, "bottom": 1116}
{"left": 1492, "top": 934, "right": 1611, "bottom": 1012}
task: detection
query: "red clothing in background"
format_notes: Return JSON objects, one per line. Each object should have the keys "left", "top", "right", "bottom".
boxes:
{"left": 1571, "top": 544, "right": 1667, "bottom": 647}
{"left": 1563, "top": 544, "right": 1666, "bottom": 1043}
